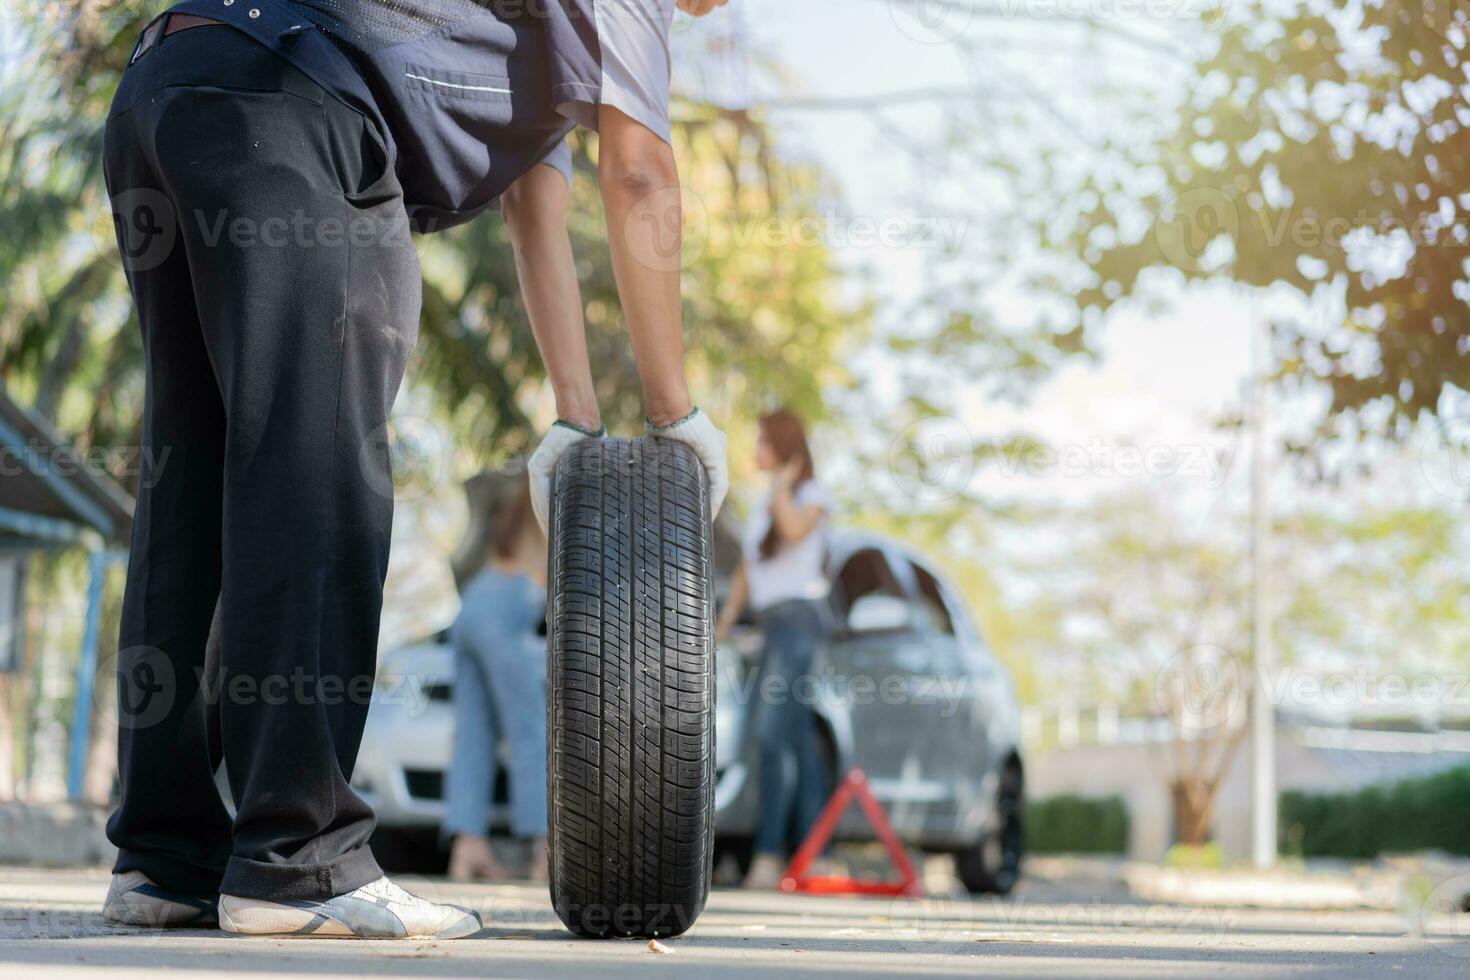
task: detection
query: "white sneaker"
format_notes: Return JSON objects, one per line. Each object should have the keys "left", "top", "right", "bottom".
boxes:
{"left": 218, "top": 876, "right": 481, "bottom": 939}
{"left": 743, "top": 854, "right": 786, "bottom": 890}
{"left": 101, "top": 871, "right": 219, "bottom": 928}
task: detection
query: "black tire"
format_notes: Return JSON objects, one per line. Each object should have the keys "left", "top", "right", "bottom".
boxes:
{"left": 956, "top": 760, "right": 1024, "bottom": 895}
{"left": 546, "top": 436, "right": 715, "bottom": 938}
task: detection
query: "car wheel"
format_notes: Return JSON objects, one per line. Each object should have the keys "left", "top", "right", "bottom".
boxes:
{"left": 955, "top": 760, "right": 1023, "bottom": 895}
{"left": 546, "top": 436, "right": 715, "bottom": 938}
{"left": 368, "top": 826, "right": 446, "bottom": 875}
{"left": 713, "top": 836, "right": 754, "bottom": 886}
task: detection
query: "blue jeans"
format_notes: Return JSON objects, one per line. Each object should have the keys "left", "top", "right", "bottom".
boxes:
{"left": 753, "top": 599, "right": 829, "bottom": 857}
{"left": 443, "top": 570, "right": 548, "bottom": 840}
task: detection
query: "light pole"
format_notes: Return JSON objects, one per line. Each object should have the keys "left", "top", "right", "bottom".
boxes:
{"left": 1248, "top": 301, "right": 1277, "bottom": 869}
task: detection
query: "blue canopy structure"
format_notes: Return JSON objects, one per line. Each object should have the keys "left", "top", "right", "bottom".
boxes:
{"left": 0, "top": 385, "right": 133, "bottom": 799}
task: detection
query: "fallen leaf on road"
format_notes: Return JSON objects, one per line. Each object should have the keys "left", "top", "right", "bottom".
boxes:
{"left": 648, "top": 939, "right": 674, "bottom": 954}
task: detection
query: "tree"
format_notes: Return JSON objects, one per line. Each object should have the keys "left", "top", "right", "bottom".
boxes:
{"left": 1038, "top": 0, "right": 1470, "bottom": 442}
{"left": 2, "top": 0, "right": 861, "bottom": 480}
{"left": 851, "top": 441, "right": 1470, "bottom": 846}
{"left": 1, "top": 0, "right": 863, "bottom": 795}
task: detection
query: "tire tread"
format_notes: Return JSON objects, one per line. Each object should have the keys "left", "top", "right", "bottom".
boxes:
{"left": 548, "top": 437, "right": 714, "bottom": 938}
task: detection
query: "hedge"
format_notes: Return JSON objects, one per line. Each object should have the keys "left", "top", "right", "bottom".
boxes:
{"left": 1279, "top": 765, "right": 1470, "bottom": 858}
{"left": 1025, "top": 794, "right": 1129, "bottom": 854}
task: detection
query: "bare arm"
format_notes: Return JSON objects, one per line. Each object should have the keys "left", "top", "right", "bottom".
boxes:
{"left": 596, "top": 105, "right": 692, "bottom": 427}
{"left": 501, "top": 163, "right": 601, "bottom": 432}
{"left": 769, "top": 492, "right": 824, "bottom": 544}
{"left": 769, "top": 465, "right": 824, "bottom": 543}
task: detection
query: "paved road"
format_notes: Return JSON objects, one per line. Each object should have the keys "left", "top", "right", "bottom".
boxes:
{"left": 2, "top": 867, "right": 1467, "bottom": 978}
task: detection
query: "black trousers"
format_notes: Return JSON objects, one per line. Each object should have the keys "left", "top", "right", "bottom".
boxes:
{"left": 102, "top": 23, "right": 420, "bottom": 901}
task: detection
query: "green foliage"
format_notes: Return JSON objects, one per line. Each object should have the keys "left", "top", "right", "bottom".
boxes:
{"left": 1280, "top": 765, "right": 1470, "bottom": 859}
{"left": 2, "top": 1, "right": 860, "bottom": 484}
{"left": 1025, "top": 794, "right": 1129, "bottom": 855}
{"left": 1, "top": 2, "right": 151, "bottom": 459}
{"left": 1273, "top": 505, "right": 1470, "bottom": 670}
{"left": 1041, "top": 0, "right": 1470, "bottom": 440}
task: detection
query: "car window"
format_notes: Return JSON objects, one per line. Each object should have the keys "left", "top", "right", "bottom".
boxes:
{"left": 846, "top": 593, "right": 911, "bottom": 633}
{"left": 909, "top": 562, "right": 957, "bottom": 637}
{"left": 833, "top": 547, "right": 912, "bottom": 634}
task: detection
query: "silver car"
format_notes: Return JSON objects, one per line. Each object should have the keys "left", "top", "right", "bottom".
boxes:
{"left": 355, "top": 531, "right": 1025, "bottom": 892}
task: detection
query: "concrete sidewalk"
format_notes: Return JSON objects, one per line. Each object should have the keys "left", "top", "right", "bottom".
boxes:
{"left": 3, "top": 866, "right": 1469, "bottom": 978}
{"left": 1027, "top": 854, "right": 1470, "bottom": 911}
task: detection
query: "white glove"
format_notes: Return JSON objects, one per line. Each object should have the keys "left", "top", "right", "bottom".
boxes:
{"left": 647, "top": 407, "right": 729, "bottom": 519}
{"left": 528, "top": 420, "right": 604, "bottom": 535}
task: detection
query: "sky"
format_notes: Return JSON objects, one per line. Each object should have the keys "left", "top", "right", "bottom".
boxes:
{"left": 11, "top": 1, "right": 1437, "bottom": 652}
{"left": 377, "top": 0, "right": 1292, "bottom": 647}
{"left": 671, "top": 0, "right": 1453, "bottom": 517}
{"left": 674, "top": 0, "right": 1260, "bottom": 503}
{"left": 650, "top": 4, "right": 1470, "bottom": 708}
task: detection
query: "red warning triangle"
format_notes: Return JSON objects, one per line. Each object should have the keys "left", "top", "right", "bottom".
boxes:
{"left": 780, "top": 769, "right": 924, "bottom": 897}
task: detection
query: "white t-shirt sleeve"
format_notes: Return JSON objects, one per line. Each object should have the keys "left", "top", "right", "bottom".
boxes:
{"left": 556, "top": 0, "right": 677, "bottom": 145}
{"left": 741, "top": 480, "right": 831, "bottom": 611}
{"left": 794, "top": 480, "right": 831, "bottom": 514}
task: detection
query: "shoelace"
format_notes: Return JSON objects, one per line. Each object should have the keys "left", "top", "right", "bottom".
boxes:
{"left": 359, "top": 878, "right": 425, "bottom": 907}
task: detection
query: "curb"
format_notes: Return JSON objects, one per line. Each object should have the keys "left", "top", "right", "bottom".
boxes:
{"left": 1031, "top": 853, "right": 1470, "bottom": 911}
{"left": 0, "top": 803, "right": 115, "bottom": 867}
{"left": 1125, "top": 864, "right": 1401, "bottom": 910}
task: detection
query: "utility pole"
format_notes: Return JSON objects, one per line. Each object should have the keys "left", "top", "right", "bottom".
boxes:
{"left": 1249, "top": 304, "right": 1277, "bottom": 869}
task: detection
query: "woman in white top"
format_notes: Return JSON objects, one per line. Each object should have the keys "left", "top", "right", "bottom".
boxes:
{"left": 716, "top": 410, "right": 832, "bottom": 889}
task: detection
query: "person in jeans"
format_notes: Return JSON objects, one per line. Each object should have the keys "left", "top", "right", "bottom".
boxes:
{"left": 715, "top": 410, "right": 832, "bottom": 889}
{"left": 99, "top": 0, "right": 729, "bottom": 939}
{"left": 444, "top": 486, "right": 549, "bottom": 882}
